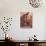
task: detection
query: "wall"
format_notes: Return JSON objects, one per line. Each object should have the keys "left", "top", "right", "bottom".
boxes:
{"left": 44, "top": 15, "right": 46, "bottom": 40}
{"left": 0, "top": 0, "right": 46, "bottom": 40}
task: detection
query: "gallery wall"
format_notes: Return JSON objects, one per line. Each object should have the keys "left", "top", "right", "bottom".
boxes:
{"left": 0, "top": 0, "right": 46, "bottom": 40}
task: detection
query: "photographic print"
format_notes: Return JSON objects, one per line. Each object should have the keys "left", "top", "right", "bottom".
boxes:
{"left": 20, "top": 12, "right": 32, "bottom": 28}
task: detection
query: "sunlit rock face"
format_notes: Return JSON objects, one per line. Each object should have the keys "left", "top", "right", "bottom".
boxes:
{"left": 29, "top": 0, "right": 42, "bottom": 8}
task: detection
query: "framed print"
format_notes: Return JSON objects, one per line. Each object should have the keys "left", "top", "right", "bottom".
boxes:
{"left": 20, "top": 11, "right": 32, "bottom": 28}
